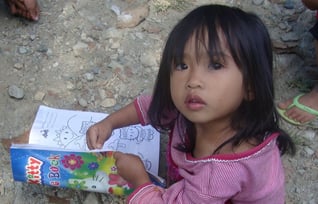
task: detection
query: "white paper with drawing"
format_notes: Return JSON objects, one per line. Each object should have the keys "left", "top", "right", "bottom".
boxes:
{"left": 28, "top": 105, "right": 160, "bottom": 175}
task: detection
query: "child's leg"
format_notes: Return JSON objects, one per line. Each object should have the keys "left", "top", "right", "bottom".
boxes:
{"left": 278, "top": 40, "right": 318, "bottom": 124}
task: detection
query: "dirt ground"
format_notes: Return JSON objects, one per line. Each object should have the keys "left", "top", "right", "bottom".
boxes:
{"left": 0, "top": 0, "right": 317, "bottom": 203}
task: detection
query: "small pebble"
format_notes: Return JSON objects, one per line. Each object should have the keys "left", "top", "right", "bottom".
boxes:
{"left": 84, "top": 73, "right": 94, "bottom": 81}
{"left": 304, "top": 146, "right": 315, "bottom": 156}
{"left": 34, "top": 91, "right": 46, "bottom": 101}
{"left": 8, "top": 85, "right": 24, "bottom": 99}
{"left": 29, "top": 34, "right": 36, "bottom": 41}
{"left": 252, "top": 0, "right": 264, "bottom": 6}
{"left": 78, "top": 98, "right": 88, "bottom": 107}
{"left": 37, "top": 44, "right": 48, "bottom": 53}
{"left": 18, "top": 46, "right": 28, "bottom": 54}
{"left": 100, "top": 98, "right": 116, "bottom": 108}
{"left": 13, "top": 63, "right": 24, "bottom": 70}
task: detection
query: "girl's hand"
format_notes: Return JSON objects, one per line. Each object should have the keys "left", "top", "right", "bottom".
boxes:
{"left": 114, "top": 152, "right": 151, "bottom": 188}
{"left": 86, "top": 101, "right": 140, "bottom": 150}
{"left": 86, "top": 119, "right": 113, "bottom": 149}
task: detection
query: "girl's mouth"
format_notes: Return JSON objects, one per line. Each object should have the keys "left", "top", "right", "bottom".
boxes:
{"left": 185, "top": 95, "right": 206, "bottom": 110}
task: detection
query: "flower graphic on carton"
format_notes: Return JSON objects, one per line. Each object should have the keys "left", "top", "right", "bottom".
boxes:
{"left": 62, "top": 154, "right": 84, "bottom": 170}
{"left": 87, "top": 162, "right": 99, "bottom": 170}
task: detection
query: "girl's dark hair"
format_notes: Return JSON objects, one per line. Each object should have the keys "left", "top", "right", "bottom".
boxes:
{"left": 148, "top": 4, "right": 295, "bottom": 155}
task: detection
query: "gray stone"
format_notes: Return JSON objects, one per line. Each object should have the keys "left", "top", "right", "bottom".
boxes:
{"left": 8, "top": 85, "right": 24, "bottom": 99}
{"left": 18, "top": 46, "right": 28, "bottom": 54}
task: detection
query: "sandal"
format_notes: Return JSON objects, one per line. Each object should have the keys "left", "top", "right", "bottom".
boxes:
{"left": 277, "top": 94, "right": 318, "bottom": 128}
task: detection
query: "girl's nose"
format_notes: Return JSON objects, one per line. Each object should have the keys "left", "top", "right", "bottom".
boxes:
{"left": 187, "top": 82, "right": 201, "bottom": 89}
{"left": 186, "top": 69, "right": 203, "bottom": 89}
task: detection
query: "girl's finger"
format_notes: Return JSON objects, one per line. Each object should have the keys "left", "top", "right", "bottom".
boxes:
{"left": 113, "top": 151, "right": 124, "bottom": 160}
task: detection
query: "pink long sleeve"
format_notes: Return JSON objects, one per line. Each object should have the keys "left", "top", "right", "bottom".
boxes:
{"left": 131, "top": 95, "right": 286, "bottom": 204}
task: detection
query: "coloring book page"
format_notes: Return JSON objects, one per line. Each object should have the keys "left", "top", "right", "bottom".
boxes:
{"left": 28, "top": 105, "right": 160, "bottom": 175}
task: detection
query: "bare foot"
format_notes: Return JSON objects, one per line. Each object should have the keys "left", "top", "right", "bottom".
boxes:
{"left": 278, "top": 88, "right": 318, "bottom": 124}
{"left": 5, "top": 0, "right": 39, "bottom": 21}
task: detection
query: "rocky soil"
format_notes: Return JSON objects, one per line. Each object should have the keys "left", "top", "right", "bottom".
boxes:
{"left": 0, "top": 0, "right": 317, "bottom": 203}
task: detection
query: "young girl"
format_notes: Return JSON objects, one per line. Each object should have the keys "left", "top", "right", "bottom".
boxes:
{"left": 86, "top": 4, "right": 295, "bottom": 203}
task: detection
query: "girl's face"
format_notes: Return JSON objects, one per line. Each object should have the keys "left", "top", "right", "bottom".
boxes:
{"left": 170, "top": 33, "right": 245, "bottom": 128}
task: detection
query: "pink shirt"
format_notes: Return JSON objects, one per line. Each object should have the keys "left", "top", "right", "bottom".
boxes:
{"left": 128, "top": 95, "right": 285, "bottom": 204}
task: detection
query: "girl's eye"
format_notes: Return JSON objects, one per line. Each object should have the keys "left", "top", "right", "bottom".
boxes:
{"left": 208, "top": 62, "right": 223, "bottom": 70}
{"left": 175, "top": 63, "right": 188, "bottom": 70}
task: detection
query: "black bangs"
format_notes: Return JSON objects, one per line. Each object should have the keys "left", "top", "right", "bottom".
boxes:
{"left": 169, "top": 8, "right": 224, "bottom": 70}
